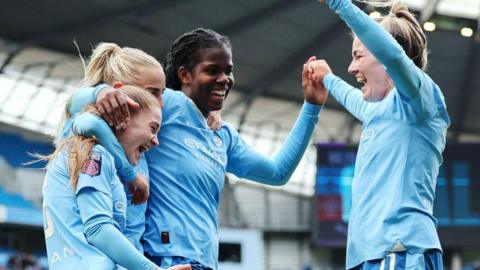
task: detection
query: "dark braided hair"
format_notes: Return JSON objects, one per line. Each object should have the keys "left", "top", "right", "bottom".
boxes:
{"left": 163, "top": 28, "right": 232, "bottom": 90}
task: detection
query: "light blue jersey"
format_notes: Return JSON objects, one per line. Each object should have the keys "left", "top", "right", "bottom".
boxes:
{"left": 142, "top": 89, "right": 321, "bottom": 270}
{"left": 323, "top": 0, "right": 450, "bottom": 269}
{"left": 351, "top": 250, "right": 443, "bottom": 270}
{"left": 43, "top": 145, "right": 154, "bottom": 270}
{"left": 124, "top": 155, "right": 149, "bottom": 252}
{"left": 43, "top": 146, "right": 119, "bottom": 269}
{"left": 58, "top": 85, "right": 104, "bottom": 144}
{"left": 67, "top": 93, "right": 150, "bottom": 251}
{"left": 66, "top": 85, "right": 137, "bottom": 183}
{"left": 70, "top": 88, "right": 321, "bottom": 269}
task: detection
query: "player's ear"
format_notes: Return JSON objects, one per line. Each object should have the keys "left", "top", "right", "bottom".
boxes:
{"left": 178, "top": 66, "right": 192, "bottom": 85}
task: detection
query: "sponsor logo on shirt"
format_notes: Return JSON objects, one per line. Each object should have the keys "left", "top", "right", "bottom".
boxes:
{"left": 184, "top": 137, "right": 227, "bottom": 168}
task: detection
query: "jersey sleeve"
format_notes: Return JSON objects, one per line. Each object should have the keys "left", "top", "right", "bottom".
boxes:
{"left": 77, "top": 189, "right": 156, "bottom": 270}
{"left": 227, "top": 101, "right": 321, "bottom": 185}
{"left": 73, "top": 113, "right": 137, "bottom": 183}
{"left": 326, "top": 0, "right": 438, "bottom": 120}
{"left": 68, "top": 84, "right": 107, "bottom": 115}
{"left": 57, "top": 84, "right": 106, "bottom": 140}
{"left": 323, "top": 73, "right": 370, "bottom": 122}
{"left": 76, "top": 147, "right": 114, "bottom": 195}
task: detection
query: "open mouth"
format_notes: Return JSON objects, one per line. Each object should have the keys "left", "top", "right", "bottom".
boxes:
{"left": 211, "top": 89, "right": 226, "bottom": 98}
{"left": 356, "top": 76, "right": 367, "bottom": 91}
{"left": 356, "top": 76, "right": 367, "bottom": 84}
{"left": 138, "top": 144, "right": 150, "bottom": 154}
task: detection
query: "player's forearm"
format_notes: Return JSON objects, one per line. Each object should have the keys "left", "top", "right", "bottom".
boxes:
{"left": 69, "top": 85, "right": 106, "bottom": 115}
{"left": 244, "top": 101, "right": 321, "bottom": 185}
{"left": 86, "top": 223, "right": 156, "bottom": 270}
{"left": 323, "top": 73, "right": 368, "bottom": 121}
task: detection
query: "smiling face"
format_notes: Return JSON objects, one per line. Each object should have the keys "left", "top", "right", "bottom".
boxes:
{"left": 348, "top": 36, "right": 394, "bottom": 102}
{"left": 179, "top": 46, "right": 234, "bottom": 117}
{"left": 116, "top": 108, "right": 161, "bottom": 165}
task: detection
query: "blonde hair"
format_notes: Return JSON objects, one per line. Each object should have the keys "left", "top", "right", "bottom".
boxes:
{"left": 58, "top": 42, "right": 162, "bottom": 141}
{"left": 377, "top": 2, "right": 428, "bottom": 70}
{"left": 48, "top": 85, "right": 160, "bottom": 190}
{"left": 84, "top": 42, "right": 162, "bottom": 86}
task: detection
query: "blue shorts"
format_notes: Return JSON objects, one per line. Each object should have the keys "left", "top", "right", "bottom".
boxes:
{"left": 145, "top": 254, "right": 213, "bottom": 270}
{"left": 350, "top": 250, "right": 443, "bottom": 270}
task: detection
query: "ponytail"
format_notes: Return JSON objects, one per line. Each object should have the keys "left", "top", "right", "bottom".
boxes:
{"left": 378, "top": 2, "right": 429, "bottom": 70}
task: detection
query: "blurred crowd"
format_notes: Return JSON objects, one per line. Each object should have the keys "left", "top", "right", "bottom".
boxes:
{"left": 2, "top": 253, "right": 43, "bottom": 270}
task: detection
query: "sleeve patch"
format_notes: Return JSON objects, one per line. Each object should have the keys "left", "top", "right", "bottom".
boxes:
{"left": 81, "top": 152, "right": 102, "bottom": 177}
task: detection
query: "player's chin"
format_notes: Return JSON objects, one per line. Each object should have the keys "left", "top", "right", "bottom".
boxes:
{"left": 208, "top": 102, "right": 224, "bottom": 112}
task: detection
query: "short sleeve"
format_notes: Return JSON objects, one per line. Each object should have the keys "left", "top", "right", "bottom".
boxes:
{"left": 76, "top": 146, "right": 115, "bottom": 196}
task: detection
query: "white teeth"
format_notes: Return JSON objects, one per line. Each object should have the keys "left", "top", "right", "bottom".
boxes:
{"left": 212, "top": 90, "right": 226, "bottom": 97}
{"left": 356, "top": 77, "right": 366, "bottom": 84}
{"left": 139, "top": 144, "right": 150, "bottom": 153}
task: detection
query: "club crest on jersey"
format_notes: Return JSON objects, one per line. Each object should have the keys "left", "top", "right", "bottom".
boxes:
{"left": 213, "top": 136, "right": 223, "bottom": 147}
{"left": 81, "top": 152, "right": 101, "bottom": 177}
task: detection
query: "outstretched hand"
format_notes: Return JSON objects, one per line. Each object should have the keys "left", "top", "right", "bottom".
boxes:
{"left": 128, "top": 174, "right": 149, "bottom": 205}
{"left": 302, "top": 56, "right": 329, "bottom": 105}
{"left": 96, "top": 86, "right": 140, "bottom": 131}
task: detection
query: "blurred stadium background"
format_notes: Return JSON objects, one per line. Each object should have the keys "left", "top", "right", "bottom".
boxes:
{"left": 0, "top": 0, "right": 479, "bottom": 269}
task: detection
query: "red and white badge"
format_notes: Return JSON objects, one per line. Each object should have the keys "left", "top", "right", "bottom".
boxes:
{"left": 81, "top": 153, "right": 102, "bottom": 177}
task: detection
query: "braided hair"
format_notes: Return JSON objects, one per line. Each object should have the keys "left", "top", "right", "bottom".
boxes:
{"left": 163, "top": 28, "right": 231, "bottom": 90}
